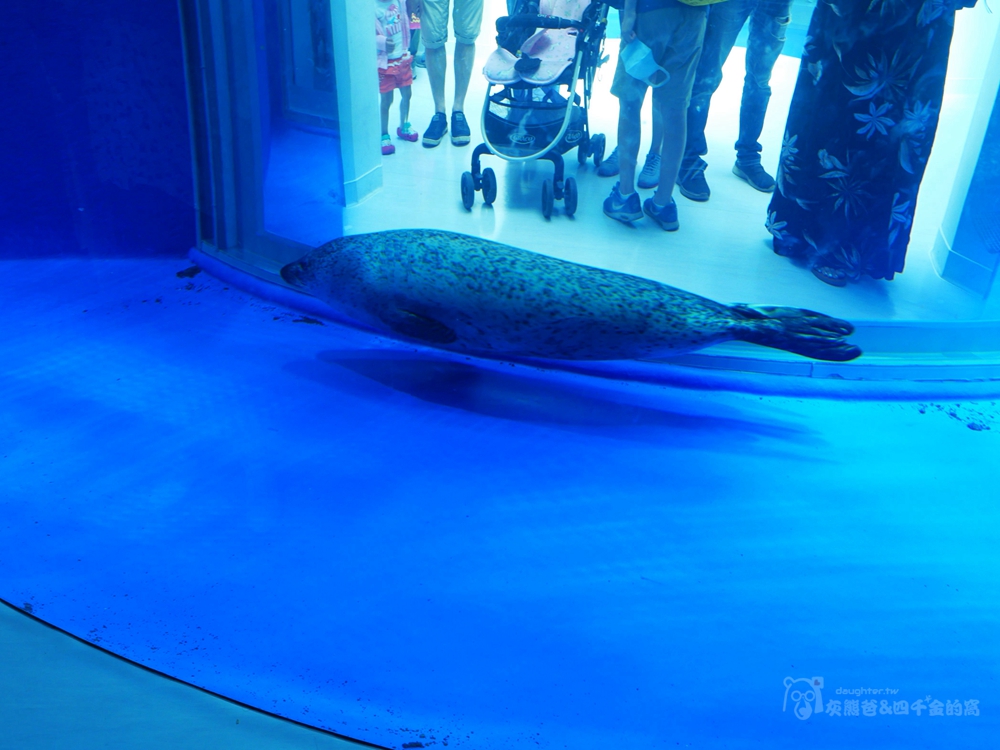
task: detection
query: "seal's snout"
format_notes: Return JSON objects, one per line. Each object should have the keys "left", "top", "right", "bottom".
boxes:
{"left": 280, "top": 260, "right": 306, "bottom": 288}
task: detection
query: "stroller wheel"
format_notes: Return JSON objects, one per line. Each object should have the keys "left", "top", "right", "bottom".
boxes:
{"left": 591, "top": 133, "right": 606, "bottom": 168}
{"left": 564, "top": 177, "right": 578, "bottom": 217}
{"left": 461, "top": 171, "right": 475, "bottom": 211}
{"left": 541, "top": 179, "right": 554, "bottom": 219}
{"left": 482, "top": 168, "right": 498, "bottom": 206}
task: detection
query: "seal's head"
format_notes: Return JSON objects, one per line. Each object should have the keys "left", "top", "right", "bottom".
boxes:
{"left": 280, "top": 238, "right": 354, "bottom": 296}
{"left": 280, "top": 257, "right": 312, "bottom": 290}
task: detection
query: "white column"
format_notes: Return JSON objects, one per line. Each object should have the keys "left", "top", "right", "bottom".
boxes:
{"left": 931, "top": 4, "right": 1000, "bottom": 297}
{"left": 331, "top": 0, "right": 382, "bottom": 205}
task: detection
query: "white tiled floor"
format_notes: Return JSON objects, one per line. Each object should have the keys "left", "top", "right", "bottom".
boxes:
{"left": 344, "top": 0, "right": 990, "bottom": 324}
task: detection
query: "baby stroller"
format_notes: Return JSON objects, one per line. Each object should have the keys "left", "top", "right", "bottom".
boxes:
{"left": 460, "top": 0, "right": 612, "bottom": 218}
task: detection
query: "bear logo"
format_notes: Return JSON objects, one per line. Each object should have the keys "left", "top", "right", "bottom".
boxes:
{"left": 783, "top": 676, "right": 824, "bottom": 720}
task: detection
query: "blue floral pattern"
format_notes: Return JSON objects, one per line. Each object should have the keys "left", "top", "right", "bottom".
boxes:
{"left": 766, "top": 0, "right": 975, "bottom": 281}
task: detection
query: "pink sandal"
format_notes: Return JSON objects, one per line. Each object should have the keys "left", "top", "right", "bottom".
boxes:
{"left": 397, "top": 123, "right": 419, "bottom": 142}
{"left": 381, "top": 135, "right": 395, "bottom": 155}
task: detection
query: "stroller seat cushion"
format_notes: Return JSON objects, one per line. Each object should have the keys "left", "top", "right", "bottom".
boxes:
{"left": 515, "top": 56, "right": 543, "bottom": 75}
{"left": 538, "top": 0, "right": 589, "bottom": 21}
{"left": 484, "top": 48, "right": 521, "bottom": 83}
{"left": 483, "top": 0, "right": 591, "bottom": 85}
{"left": 519, "top": 28, "right": 577, "bottom": 85}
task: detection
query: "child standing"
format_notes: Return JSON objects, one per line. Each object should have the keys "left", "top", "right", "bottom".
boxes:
{"left": 377, "top": 0, "right": 419, "bottom": 155}
{"left": 603, "top": 0, "right": 720, "bottom": 231}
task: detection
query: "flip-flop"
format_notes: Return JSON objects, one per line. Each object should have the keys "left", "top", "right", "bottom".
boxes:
{"left": 812, "top": 265, "right": 848, "bottom": 287}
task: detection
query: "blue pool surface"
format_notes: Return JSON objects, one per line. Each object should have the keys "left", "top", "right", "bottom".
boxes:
{"left": 1, "top": 258, "right": 998, "bottom": 749}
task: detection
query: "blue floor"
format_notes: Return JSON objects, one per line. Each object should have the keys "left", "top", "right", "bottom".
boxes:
{"left": 1, "top": 258, "right": 998, "bottom": 749}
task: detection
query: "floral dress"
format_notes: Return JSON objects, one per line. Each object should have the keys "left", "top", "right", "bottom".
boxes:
{"left": 765, "top": 0, "right": 977, "bottom": 283}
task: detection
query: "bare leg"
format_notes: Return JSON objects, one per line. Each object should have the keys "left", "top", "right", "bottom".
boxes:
{"left": 653, "top": 97, "right": 687, "bottom": 206}
{"left": 452, "top": 41, "right": 476, "bottom": 113}
{"left": 426, "top": 45, "right": 447, "bottom": 113}
{"left": 617, "top": 96, "right": 643, "bottom": 195}
{"left": 649, "top": 102, "right": 664, "bottom": 157}
{"left": 399, "top": 86, "right": 412, "bottom": 129}
{"left": 380, "top": 90, "right": 394, "bottom": 136}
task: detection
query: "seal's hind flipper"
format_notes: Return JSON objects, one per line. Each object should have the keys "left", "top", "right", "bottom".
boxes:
{"left": 379, "top": 308, "right": 458, "bottom": 345}
{"left": 732, "top": 305, "right": 862, "bottom": 362}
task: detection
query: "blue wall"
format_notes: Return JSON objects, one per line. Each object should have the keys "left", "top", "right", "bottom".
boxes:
{"left": 1, "top": 0, "right": 195, "bottom": 258}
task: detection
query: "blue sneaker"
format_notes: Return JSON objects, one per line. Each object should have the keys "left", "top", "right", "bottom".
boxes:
{"left": 423, "top": 112, "right": 448, "bottom": 148}
{"left": 451, "top": 111, "right": 471, "bottom": 146}
{"left": 643, "top": 196, "right": 679, "bottom": 231}
{"left": 597, "top": 146, "right": 620, "bottom": 177}
{"left": 637, "top": 152, "right": 661, "bottom": 189}
{"left": 603, "top": 182, "right": 643, "bottom": 223}
{"left": 733, "top": 161, "right": 776, "bottom": 192}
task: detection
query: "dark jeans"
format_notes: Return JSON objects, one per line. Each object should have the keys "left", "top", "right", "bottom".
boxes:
{"left": 682, "top": 0, "right": 792, "bottom": 171}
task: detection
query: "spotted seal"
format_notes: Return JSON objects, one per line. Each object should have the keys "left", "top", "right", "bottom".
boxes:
{"left": 280, "top": 229, "right": 861, "bottom": 361}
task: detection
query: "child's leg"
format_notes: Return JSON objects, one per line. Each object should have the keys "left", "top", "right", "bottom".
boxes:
{"left": 616, "top": 93, "right": 643, "bottom": 195}
{"left": 653, "top": 94, "right": 687, "bottom": 206}
{"left": 399, "top": 86, "right": 412, "bottom": 129}
{"left": 380, "top": 90, "right": 394, "bottom": 136}
{"left": 653, "top": 7, "right": 709, "bottom": 204}
{"left": 650, "top": 103, "right": 664, "bottom": 157}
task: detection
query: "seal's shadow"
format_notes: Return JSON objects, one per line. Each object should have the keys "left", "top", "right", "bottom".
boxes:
{"left": 285, "top": 350, "right": 821, "bottom": 452}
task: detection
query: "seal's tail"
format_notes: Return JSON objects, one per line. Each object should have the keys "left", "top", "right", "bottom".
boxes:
{"left": 731, "top": 305, "right": 862, "bottom": 362}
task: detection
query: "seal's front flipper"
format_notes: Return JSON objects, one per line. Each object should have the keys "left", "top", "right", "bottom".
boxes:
{"left": 732, "top": 305, "right": 862, "bottom": 362}
{"left": 379, "top": 308, "right": 458, "bottom": 344}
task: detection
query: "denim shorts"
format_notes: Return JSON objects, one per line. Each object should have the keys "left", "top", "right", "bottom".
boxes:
{"left": 421, "top": 0, "right": 485, "bottom": 49}
{"left": 611, "top": 4, "right": 708, "bottom": 108}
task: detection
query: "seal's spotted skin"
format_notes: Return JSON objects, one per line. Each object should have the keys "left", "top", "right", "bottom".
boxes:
{"left": 280, "top": 229, "right": 861, "bottom": 362}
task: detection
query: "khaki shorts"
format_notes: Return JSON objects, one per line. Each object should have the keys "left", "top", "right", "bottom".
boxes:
{"left": 611, "top": 5, "right": 708, "bottom": 108}
{"left": 421, "top": 0, "right": 485, "bottom": 49}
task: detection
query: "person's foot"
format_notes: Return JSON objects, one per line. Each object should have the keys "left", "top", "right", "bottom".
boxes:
{"left": 381, "top": 135, "right": 395, "bottom": 155}
{"left": 603, "top": 182, "right": 643, "bottom": 224}
{"left": 643, "top": 196, "right": 679, "bottom": 231}
{"left": 451, "top": 111, "right": 471, "bottom": 146}
{"left": 811, "top": 265, "right": 848, "bottom": 287}
{"left": 677, "top": 165, "right": 710, "bottom": 202}
{"left": 733, "top": 161, "right": 776, "bottom": 192}
{"left": 637, "top": 152, "right": 661, "bottom": 190}
{"left": 597, "top": 147, "right": 620, "bottom": 177}
{"left": 397, "top": 123, "right": 419, "bottom": 142}
{"left": 422, "top": 112, "right": 448, "bottom": 148}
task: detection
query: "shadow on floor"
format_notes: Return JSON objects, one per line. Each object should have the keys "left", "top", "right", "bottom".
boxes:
{"left": 281, "top": 349, "right": 825, "bottom": 453}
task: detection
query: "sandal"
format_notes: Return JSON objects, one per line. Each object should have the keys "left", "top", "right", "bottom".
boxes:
{"left": 811, "top": 265, "right": 848, "bottom": 287}
{"left": 397, "top": 123, "right": 419, "bottom": 142}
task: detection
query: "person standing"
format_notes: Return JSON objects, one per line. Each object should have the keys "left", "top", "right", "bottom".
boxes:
{"left": 418, "top": 0, "right": 485, "bottom": 148}
{"left": 376, "top": 0, "right": 419, "bottom": 155}
{"left": 676, "top": 0, "right": 792, "bottom": 201}
{"left": 596, "top": 8, "right": 667, "bottom": 190}
{"left": 603, "top": 0, "right": 723, "bottom": 231}
{"left": 766, "top": 0, "right": 978, "bottom": 286}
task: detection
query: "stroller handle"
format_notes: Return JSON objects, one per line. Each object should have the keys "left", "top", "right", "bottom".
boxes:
{"left": 497, "top": 14, "right": 582, "bottom": 32}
